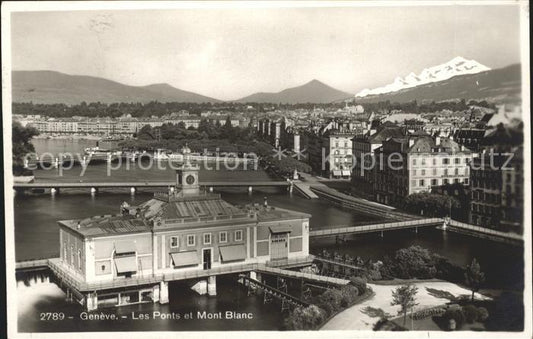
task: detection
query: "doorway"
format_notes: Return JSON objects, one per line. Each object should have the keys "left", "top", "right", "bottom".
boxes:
{"left": 203, "top": 249, "right": 212, "bottom": 270}
{"left": 270, "top": 233, "right": 288, "bottom": 260}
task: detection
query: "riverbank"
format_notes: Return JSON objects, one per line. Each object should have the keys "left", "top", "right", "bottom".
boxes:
{"left": 33, "top": 135, "right": 102, "bottom": 140}
{"left": 320, "top": 281, "right": 491, "bottom": 331}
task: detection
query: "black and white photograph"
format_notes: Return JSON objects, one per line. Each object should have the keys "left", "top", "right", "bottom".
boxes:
{"left": 2, "top": 1, "right": 531, "bottom": 338}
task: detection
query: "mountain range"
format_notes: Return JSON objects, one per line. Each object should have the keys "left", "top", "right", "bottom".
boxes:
{"left": 236, "top": 79, "right": 352, "bottom": 104}
{"left": 12, "top": 70, "right": 220, "bottom": 105}
{"left": 11, "top": 59, "right": 521, "bottom": 105}
{"left": 356, "top": 56, "right": 491, "bottom": 97}
{"left": 354, "top": 63, "right": 521, "bottom": 104}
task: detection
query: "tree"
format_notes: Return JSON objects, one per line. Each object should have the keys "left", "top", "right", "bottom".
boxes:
{"left": 403, "top": 193, "right": 460, "bottom": 217}
{"left": 137, "top": 124, "right": 155, "bottom": 140}
{"left": 12, "top": 121, "right": 39, "bottom": 174}
{"left": 284, "top": 305, "right": 326, "bottom": 330}
{"left": 464, "top": 258, "right": 485, "bottom": 301}
{"left": 391, "top": 284, "right": 418, "bottom": 326}
{"left": 393, "top": 245, "right": 436, "bottom": 279}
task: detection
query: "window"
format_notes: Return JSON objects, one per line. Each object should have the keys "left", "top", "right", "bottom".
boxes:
{"left": 443, "top": 158, "right": 449, "bottom": 165}
{"left": 235, "top": 230, "right": 243, "bottom": 242}
{"left": 419, "top": 179, "right": 425, "bottom": 187}
{"left": 412, "top": 159, "right": 417, "bottom": 166}
{"left": 77, "top": 250, "right": 82, "bottom": 270}
{"left": 433, "top": 168, "right": 437, "bottom": 175}
{"left": 444, "top": 169, "right": 448, "bottom": 176}
{"left": 70, "top": 246, "right": 74, "bottom": 265}
{"left": 454, "top": 158, "right": 460, "bottom": 164}
{"left": 219, "top": 231, "right": 227, "bottom": 243}
{"left": 413, "top": 169, "right": 417, "bottom": 176}
{"left": 187, "top": 235, "right": 195, "bottom": 247}
{"left": 101, "top": 264, "right": 106, "bottom": 272}
{"left": 63, "top": 243, "right": 67, "bottom": 261}
{"left": 421, "top": 169, "right": 426, "bottom": 176}
{"left": 433, "top": 159, "right": 437, "bottom": 165}
{"left": 431, "top": 179, "right": 437, "bottom": 186}
{"left": 203, "top": 233, "right": 212, "bottom": 245}
{"left": 444, "top": 179, "right": 449, "bottom": 185}
{"left": 170, "top": 236, "right": 179, "bottom": 248}
{"left": 421, "top": 159, "right": 426, "bottom": 165}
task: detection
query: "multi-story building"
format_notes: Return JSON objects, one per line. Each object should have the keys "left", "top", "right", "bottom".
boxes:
{"left": 306, "top": 120, "right": 358, "bottom": 178}
{"left": 453, "top": 128, "right": 487, "bottom": 152}
{"left": 351, "top": 126, "right": 405, "bottom": 197}
{"left": 374, "top": 135, "right": 474, "bottom": 205}
{"left": 56, "top": 154, "right": 311, "bottom": 311}
{"left": 469, "top": 124, "right": 523, "bottom": 232}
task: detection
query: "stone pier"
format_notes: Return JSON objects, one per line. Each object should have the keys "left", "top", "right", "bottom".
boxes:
{"left": 159, "top": 281, "right": 169, "bottom": 304}
{"left": 207, "top": 276, "right": 217, "bottom": 296}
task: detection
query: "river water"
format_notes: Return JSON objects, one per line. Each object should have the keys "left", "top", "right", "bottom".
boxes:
{"left": 13, "top": 139, "right": 524, "bottom": 332}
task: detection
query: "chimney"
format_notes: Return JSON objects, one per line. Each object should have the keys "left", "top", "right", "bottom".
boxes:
{"left": 409, "top": 138, "right": 415, "bottom": 147}
{"left": 263, "top": 196, "right": 268, "bottom": 207}
{"left": 77, "top": 221, "right": 81, "bottom": 229}
{"left": 435, "top": 136, "right": 441, "bottom": 146}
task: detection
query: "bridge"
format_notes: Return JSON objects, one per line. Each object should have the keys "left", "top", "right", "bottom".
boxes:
{"left": 310, "top": 185, "right": 419, "bottom": 221}
{"left": 312, "top": 256, "right": 365, "bottom": 279}
{"left": 309, "top": 218, "right": 444, "bottom": 238}
{"left": 442, "top": 219, "right": 523, "bottom": 246}
{"left": 13, "top": 180, "right": 290, "bottom": 191}
{"left": 239, "top": 274, "right": 310, "bottom": 310}
{"left": 257, "top": 266, "right": 349, "bottom": 286}
{"left": 16, "top": 256, "right": 315, "bottom": 293}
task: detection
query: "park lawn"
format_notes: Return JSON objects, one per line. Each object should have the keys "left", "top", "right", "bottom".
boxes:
{"left": 392, "top": 315, "right": 441, "bottom": 331}
{"left": 321, "top": 281, "right": 491, "bottom": 331}
{"left": 391, "top": 315, "right": 486, "bottom": 331}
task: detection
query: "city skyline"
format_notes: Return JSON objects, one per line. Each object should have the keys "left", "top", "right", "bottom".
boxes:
{"left": 10, "top": 4, "right": 521, "bottom": 100}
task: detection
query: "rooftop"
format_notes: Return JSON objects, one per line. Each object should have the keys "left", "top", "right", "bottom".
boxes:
{"left": 58, "top": 191, "right": 310, "bottom": 238}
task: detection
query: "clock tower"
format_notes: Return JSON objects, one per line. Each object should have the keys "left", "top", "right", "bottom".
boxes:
{"left": 176, "top": 145, "right": 200, "bottom": 196}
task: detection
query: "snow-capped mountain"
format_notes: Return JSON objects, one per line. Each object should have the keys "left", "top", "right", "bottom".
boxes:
{"left": 356, "top": 57, "right": 491, "bottom": 98}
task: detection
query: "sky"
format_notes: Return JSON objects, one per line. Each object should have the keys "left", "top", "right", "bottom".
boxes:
{"left": 10, "top": 4, "right": 523, "bottom": 100}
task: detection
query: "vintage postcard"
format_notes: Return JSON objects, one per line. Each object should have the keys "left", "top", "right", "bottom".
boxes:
{"left": 2, "top": 1, "right": 531, "bottom": 338}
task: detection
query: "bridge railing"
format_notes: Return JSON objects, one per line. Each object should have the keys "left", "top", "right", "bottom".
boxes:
{"left": 447, "top": 220, "right": 523, "bottom": 240}
{"left": 45, "top": 257, "right": 316, "bottom": 292}
{"left": 258, "top": 266, "right": 349, "bottom": 286}
{"left": 310, "top": 218, "right": 443, "bottom": 236}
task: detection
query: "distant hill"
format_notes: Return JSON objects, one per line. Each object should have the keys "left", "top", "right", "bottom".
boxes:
{"left": 237, "top": 79, "right": 352, "bottom": 104}
{"left": 355, "top": 64, "right": 521, "bottom": 104}
{"left": 12, "top": 70, "right": 220, "bottom": 104}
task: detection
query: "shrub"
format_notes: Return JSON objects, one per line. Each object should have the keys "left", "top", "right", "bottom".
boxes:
{"left": 442, "top": 308, "right": 466, "bottom": 329}
{"left": 410, "top": 307, "right": 446, "bottom": 320}
{"left": 316, "top": 289, "right": 343, "bottom": 316}
{"left": 462, "top": 305, "right": 478, "bottom": 323}
{"left": 339, "top": 285, "right": 358, "bottom": 307}
{"left": 284, "top": 305, "right": 327, "bottom": 330}
{"left": 477, "top": 307, "right": 489, "bottom": 322}
{"left": 393, "top": 246, "right": 437, "bottom": 279}
{"left": 349, "top": 277, "right": 367, "bottom": 295}
{"left": 362, "top": 268, "right": 382, "bottom": 281}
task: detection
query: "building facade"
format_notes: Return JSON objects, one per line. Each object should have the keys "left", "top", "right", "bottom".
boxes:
{"left": 351, "top": 126, "right": 405, "bottom": 197}
{"left": 57, "top": 156, "right": 310, "bottom": 310}
{"left": 469, "top": 146, "right": 523, "bottom": 232}
{"left": 374, "top": 135, "right": 474, "bottom": 205}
